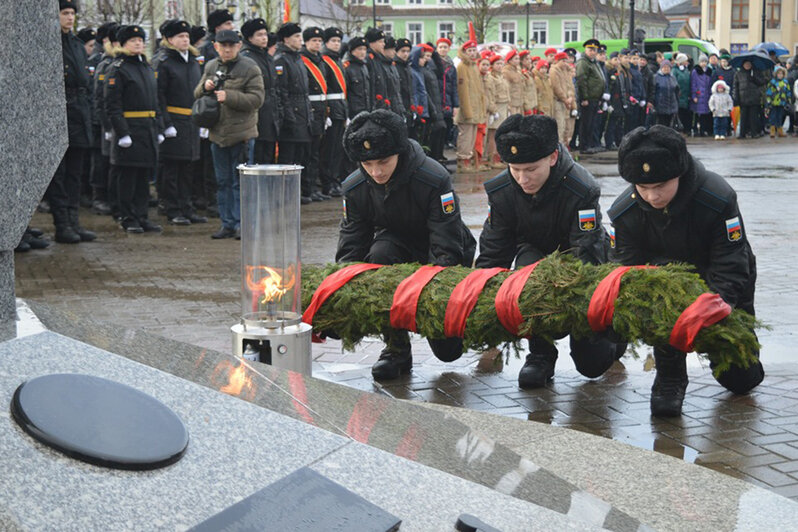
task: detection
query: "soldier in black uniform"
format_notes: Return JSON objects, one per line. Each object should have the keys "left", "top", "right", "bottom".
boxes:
{"left": 274, "top": 22, "right": 313, "bottom": 204}
{"left": 301, "top": 27, "right": 330, "bottom": 202}
{"left": 383, "top": 37, "right": 406, "bottom": 117}
{"left": 241, "top": 18, "right": 281, "bottom": 164}
{"left": 366, "top": 28, "right": 402, "bottom": 115}
{"left": 105, "top": 25, "right": 163, "bottom": 234}
{"left": 48, "top": 0, "right": 96, "bottom": 244}
{"left": 609, "top": 126, "right": 764, "bottom": 416}
{"left": 188, "top": 24, "right": 217, "bottom": 218}
{"left": 476, "top": 114, "right": 622, "bottom": 389}
{"left": 199, "top": 9, "right": 234, "bottom": 65}
{"left": 393, "top": 38, "right": 414, "bottom": 136}
{"left": 156, "top": 20, "right": 206, "bottom": 227}
{"left": 95, "top": 25, "right": 122, "bottom": 218}
{"left": 342, "top": 37, "right": 371, "bottom": 174}
{"left": 338, "top": 110, "right": 476, "bottom": 380}
{"left": 319, "top": 27, "right": 348, "bottom": 197}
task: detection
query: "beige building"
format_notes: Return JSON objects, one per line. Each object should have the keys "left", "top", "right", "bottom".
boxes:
{"left": 701, "top": 0, "right": 798, "bottom": 57}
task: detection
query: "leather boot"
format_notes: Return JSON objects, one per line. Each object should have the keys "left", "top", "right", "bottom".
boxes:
{"left": 457, "top": 159, "right": 478, "bottom": 174}
{"left": 769, "top": 126, "right": 776, "bottom": 138}
{"left": 490, "top": 154, "right": 504, "bottom": 169}
{"left": 52, "top": 208, "right": 80, "bottom": 244}
{"left": 650, "top": 346, "right": 688, "bottom": 417}
{"left": 372, "top": 329, "right": 412, "bottom": 381}
{"left": 68, "top": 208, "right": 97, "bottom": 242}
{"left": 518, "top": 337, "right": 557, "bottom": 389}
{"left": 778, "top": 127, "right": 787, "bottom": 138}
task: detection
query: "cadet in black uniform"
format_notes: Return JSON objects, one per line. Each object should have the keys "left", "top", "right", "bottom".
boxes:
{"left": 344, "top": 37, "right": 371, "bottom": 118}
{"left": 48, "top": 0, "right": 96, "bottom": 244}
{"left": 476, "top": 114, "right": 622, "bottom": 389}
{"left": 338, "top": 110, "right": 476, "bottom": 380}
{"left": 105, "top": 25, "right": 163, "bottom": 234}
{"left": 241, "top": 18, "right": 281, "bottom": 164}
{"left": 393, "top": 38, "right": 414, "bottom": 135}
{"left": 199, "top": 10, "right": 234, "bottom": 65}
{"left": 609, "top": 126, "right": 764, "bottom": 416}
{"left": 320, "top": 27, "right": 348, "bottom": 197}
{"left": 301, "top": 27, "right": 330, "bottom": 202}
{"left": 156, "top": 20, "right": 206, "bottom": 226}
{"left": 383, "top": 37, "right": 406, "bottom": 117}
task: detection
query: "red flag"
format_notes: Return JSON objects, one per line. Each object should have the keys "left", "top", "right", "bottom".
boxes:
{"left": 284, "top": 0, "right": 290, "bottom": 23}
{"left": 468, "top": 21, "right": 476, "bottom": 42}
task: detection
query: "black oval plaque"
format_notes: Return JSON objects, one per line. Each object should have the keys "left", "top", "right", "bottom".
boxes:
{"left": 11, "top": 373, "right": 189, "bottom": 470}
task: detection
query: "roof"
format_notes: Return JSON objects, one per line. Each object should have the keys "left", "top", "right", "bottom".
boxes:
{"left": 663, "top": 0, "right": 701, "bottom": 16}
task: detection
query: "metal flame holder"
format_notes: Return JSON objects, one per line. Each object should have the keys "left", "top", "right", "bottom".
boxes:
{"left": 232, "top": 164, "right": 312, "bottom": 376}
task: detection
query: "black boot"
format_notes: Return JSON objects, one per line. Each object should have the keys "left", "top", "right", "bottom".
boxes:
{"left": 650, "top": 346, "right": 688, "bottom": 417}
{"left": 372, "top": 330, "right": 412, "bottom": 381}
{"left": 52, "top": 208, "right": 80, "bottom": 244}
{"left": 68, "top": 208, "right": 97, "bottom": 242}
{"left": 518, "top": 337, "right": 557, "bottom": 389}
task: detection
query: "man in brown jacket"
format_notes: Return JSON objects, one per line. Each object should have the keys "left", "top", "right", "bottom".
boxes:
{"left": 455, "top": 40, "right": 486, "bottom": 173}
{"left": 195, "top": 29, "right": 265, "bottom": 239}
{"left": 549, "top": 52, "right": 576, "bottom": 145}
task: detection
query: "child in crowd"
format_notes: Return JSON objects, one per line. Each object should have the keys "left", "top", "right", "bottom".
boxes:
{"left": 765, "top": 66, "right": 792, "bottom": 138}
{"left": 708, "top": 80, "right": 733, "bottom": 140}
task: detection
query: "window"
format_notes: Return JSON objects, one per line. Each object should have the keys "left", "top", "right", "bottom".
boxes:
{"left": 731, "top": 0, "right": 749, "bottom": 29}
{"left": 438, "top": 22, "right": 454, "bottom": 39}
{"left": 708, "top": 0, "right": 716, "bottom": 30}
{"left": 407, "top": 0, "right": 421, "bottom": 4}
{"left": 439, "top": 0, "right": 453, "bottom": 4}
{"left": 349, "top": 0, "right": 365, "bottom": 4}
{"left": 381, "top": 22, "right": 393, "bottom": 37}
{"left": 563, "top": 20, "right": 579, "bottom": 43}
{"left": 766, "top": 0, "right": 781, "bottom": 29}
{"left": 500, "top": 21, "right": 516, "bottom": 44}
{"left": 375, "top": 0, "right": 390, "bottom": 4}
{"left": 530, "top": 21, "right": 547, "bottom": 46}
{"left": 407, "top": 22, "right": 423, "bottom": 44}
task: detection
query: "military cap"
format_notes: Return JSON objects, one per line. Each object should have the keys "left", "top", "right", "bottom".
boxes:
{"left": 96, "top": 22, "right": 119, "bottom": 42}
{"left": 495, "top": 114, "right": 559, "bottom": 164}
{"left": 303, "top": 26, "right": 323, "bottom": 42}
{"left": 190, "top": 25, "right": 206, "bottom": 45}
{"left": 582, "top": 38, "right": 600, "bottom": 49}
{"left": 207, "top": 9, "right": 233, "bottom": 32}
{"left": 564, "top": 47, "right": 577, "bottom": 56}
{"left": 116, "top": 25, "right": 146, "bottom": 46}
{"left": 348, "top": 36, "right": 368, "bottom": 51}
{"left": 343, "top": 110, "right": 409, "bottom": 162}
{"left": 215, "top": 29, "right": 240, "bottom": 44}
{"left": 384, "top": 36, "right": 396, "bottom": 49}
{"left": 395, "top": 38, "right": 412, "bottom": 51}
{"left": 609, "top": 51, "right": 619, "bottom": 59}
{"left": 365, "top": 27, "right": 385, "bottom": 43}
{"left": 241, "top": 18, "right": 268, "bottom": 40}
{"left": 77, "top": 28, "right": 96, "bottom": 43}
{"left": 277, "top": 22, "right": 302, "bottom": 40}
{"left": 618, "top": 126, "right": 689, "bottom": 184}
{"left": 619, "top": 48, "right": 630, "bottom": 55}
{"left": 597, "top": 44, "right": 607, "bottom": 53}
{"left": 59, "top": 0, "right": 78, "bottom": 12}
{"left": 323, "top": 27, "right": 343, "bottom": 42}
{"left": 162, "top": 20, "right": 191, "bottom": 39}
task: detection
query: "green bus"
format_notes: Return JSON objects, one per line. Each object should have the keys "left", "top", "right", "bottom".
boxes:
{"left": 562, "top": 38, "right": 721, "bottom": 64}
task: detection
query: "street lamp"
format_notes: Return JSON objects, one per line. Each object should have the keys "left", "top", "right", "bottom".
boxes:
{"left": 373, "top": 0, "right": 377, "bottom": 30}
{"left": 526, "top": 0, "right": 544, "bottom": 50}
{"left": 628, "top": 0, "right": 635, "bottom": 51}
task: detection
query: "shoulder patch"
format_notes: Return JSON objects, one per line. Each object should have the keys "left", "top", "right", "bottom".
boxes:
{"left": 342, "top": 170, "right": 367, "bottom": 192}
{"left": 608, "top": 187, "right": 638, "bottom": 222}
{"left": 725, "top": 216, "right": 743, "bottom": 242}
{"left": 693, "top": 185, "right": 730, "bottom": 214}
{"left": 484, "top": 171, "right": 512, "bottom": 194}
{"left": 561, "top": 172, "right": 590, "bottom": 199}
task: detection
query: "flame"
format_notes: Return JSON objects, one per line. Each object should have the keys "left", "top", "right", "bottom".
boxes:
{"left": 214, "top": 359, "right": 257, "bottom": 400}
{"left": 245, "top": 265, "right": 296, "bottom": 306}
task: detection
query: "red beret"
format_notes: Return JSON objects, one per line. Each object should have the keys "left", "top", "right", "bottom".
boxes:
{"left": 554, "top": 52, "right": 568, "bottom": 61}
{"left": 461, "top": 40, "right": 477, "bottom": 50}
{"left": 419, "top": 43, "right": 434, "bottom": 53}
{"left": 489, "top": 54, "right": 503, "bottom": 64}
{"left": 535, "top": 60, "right": 549, "bottom": 70}
{"left": 530, "top": 56, "right": 540, "bottom": 62}
{"left": 519, "top": 50, "right": 529, "bottom": 58}
{"left": 436, "top": 37, "right": 451, "bottom": 46}
{"left": 505, "top": 49, "right": 517, "bottom": 62}
{"left": 545, "top": 47, "right": 557, "bottom": 56}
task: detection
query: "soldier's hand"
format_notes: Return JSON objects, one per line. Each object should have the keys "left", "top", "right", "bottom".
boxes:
{"left": 118, "top": 135, "right": 132, "bottom": 148}
{"left": 157, "top": 134, "right": 165, "bottom": 145}
{"left": 204, "top": 79, "right": 216, "bottom": 91}
{"left": 581, "top": 100, "right": 589, "bottom": 107}
{"left": 215, "top": 90, "right": 226, "bottom": 103}
{"left": 104, "top": 131, "right": 113, "bottom": 141}
{"left": 164, "top": 126, "right": 177, "bottom": 138}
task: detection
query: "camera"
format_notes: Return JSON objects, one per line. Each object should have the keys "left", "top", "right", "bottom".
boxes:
{"left": 211, "top": 70, "right": 230, "bottom": 88}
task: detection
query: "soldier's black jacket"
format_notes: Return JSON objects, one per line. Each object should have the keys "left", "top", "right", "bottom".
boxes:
{"left": 344, "top": 54, "right": 371, "bottom": 117}
{"left": 301, "top": 47, "right": 328, "bottom": 137}
{"left": 476, "top": 146, "right": 609, "bottom": 268}
{"left": 94, "top": 45, "right": 116, "bottom": 156}
{"left": 198, "top": 36, "right": 217, "bottom": 67}
{"left": 393, "top": 55, "right": 413, "bottom": 118}
{"left": 322, "top": 47, "right": 348, "bottom": 121}
{"left": 608, "top": 156, "right": 756, "bottom": 311}
{"left": 62, "top": 30, "right": 93, "bottom": 148}
{"left": 274, "top": 42, "right": 312, "bottom": 143}
{"left": 336, "top": 140, "right": 476, "bottom": 266}
{"left": 155, "top": 43, "right": 201, "bottom": 162}
{"left": 368, "top": 50, "right": 404, "bottom": 114}
{"left": 241, "top": 41, "right": 282, "bottom": 142}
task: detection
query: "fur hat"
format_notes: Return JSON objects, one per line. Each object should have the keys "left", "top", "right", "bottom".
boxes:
{"left": 711, "top": 79, "right": 729, "bottom": 93}
{"left": 116, "top": 25, "right": 146, "bottom": 46}
{"left": 675, "top": 53, "right": 689, "bottom": 64}
{"left": 162, "top": 20, "right": 190, "bottom": 39}
{"left": 190, "top": 25, "right": 206, "bottom": 45}
{"left": 323, "top": 27, "right": 343, "bottom": 42}
{"left": 277, "top": 22, "right": 301, "bottom": 40}
{"left": 495, "top": 114, "right": 559, "bottom": 164}
{"left": 384, "top": 36, "right": 396, "bottom": 49}
{"left": 618, "top": 126, "right": 689, "bottom": 184}
{"left": 207, "top": 9, "right": 233, "bottom": 32}
{"left": 59, "top": 0, "right": 78, "bottom": 12}
{"left": 241, "top": 18, "right": 268, "bottom": 40}
{"left": 365, "top": 27, "right": 385, "bottom": 43}
{"left": 343, "top": 110, "right": 409, "bottom": 162}
{"left": 302, "top": 26, "right": 323, "bottom": 42}
{"left": 96, "top": 22, "right": 119, "bottom": 43}
{"left": 348, "top": 36, "right": 367, "bottom": 51}
{"left": 396, "top": 38, "right": 412, "bottom": 51}
{"left": 77, "top": 28, "right": 96, "bottom": 43}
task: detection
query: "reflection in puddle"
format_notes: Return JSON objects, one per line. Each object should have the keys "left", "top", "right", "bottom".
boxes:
{"left": 619, "top": 435, "right": 699, "bottom": 463}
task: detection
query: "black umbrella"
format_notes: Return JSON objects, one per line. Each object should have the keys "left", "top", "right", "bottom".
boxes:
{"left": 730, "top": 49, "right": 775, "bottom": 71}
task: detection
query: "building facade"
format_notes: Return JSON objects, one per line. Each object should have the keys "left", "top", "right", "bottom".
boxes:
{"left": 701, "top": 0, "right": 798, "bottom": 56}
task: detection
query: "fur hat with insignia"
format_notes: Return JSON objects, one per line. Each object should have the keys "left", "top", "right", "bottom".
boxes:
{"left": 343, "top": 110, "right": 409, "bottom": 162}
{"left": 365, "top": 27, "right": 385, "bottom": 43}
{"left": 618, "top": 125, "right": 689, "bottom": 184}
{"left": 207, "top": 9, "right": 233, "bottom": 32}
{"left": 495, "top": 114, "right": 559, "bottom": 164}
{"left": 323, "top": 27, "right": 343, "bottom": 42}
{"left": 77, "top": 28, "right": 96, "bottom": 43}
{"left": 277, "top": 22, "right": 301, "bottom": 40}
{"left": 384, "top": 36, "right": 396, "bottom": 50}
{"left": 395, "top": 38, "right": 412, "bottom": 51}
{"left": 303, "top": 26, "right": 323, "bottom": 42}
{"left": 348, "top": 36, "right": 367, "bottom": 51}
{"left": 96, "top": 22, "right": 119, "bottom": 43}
{"left": 116, "top": 25, "right": 146, "bottom": 46}
{"left": 162, "top": 20, "right": 191, "bottom": 39}
{"left": 241, "top": 18, "right": 268, "bottom": 40}
{"left": 190, "top": 25, "right": 206, "bottom": 45}
{"left": 59, "top": 0, "right": 78, "bottom": 12}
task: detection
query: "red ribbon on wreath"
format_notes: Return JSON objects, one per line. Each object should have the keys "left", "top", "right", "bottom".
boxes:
{"left": 494, "top": 261, "right": 541, "bottom": 335}
{"left": 587, "top": 265, "right": 655, "bottom": 332}
{"left": 669, "top": 293, "right": 731, "bottom": 352}
{"left": 444, "top": 268, "right": 508, "bottom": 338}
{"left": 390, "top": 265, "right": 446, "bottom": 332}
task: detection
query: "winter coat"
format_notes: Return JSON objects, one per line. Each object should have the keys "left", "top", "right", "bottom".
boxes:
{"left": 640, "top": 64, "right": 655, "bottom": 103}
{"left": 194, "top": 53, "right": 264, "bottom": 147}
{"left": 156, "top": 44, "right": 201, "bottom": 161}
{"left": 438, "top": 55, "right": 459, "bottom": 117}
{"left": 732, "top": 68, "right": 766, "bottom": 107}
{"left": 522, "top": 69, "right": 538, "bottom": 113}
{"left": 409, "top": 49, "right": 429, "bottom": 119}
{"left": 787, "top": 59, "right": 798, "bottom": 97}
{"left": 609, "top": 156, "right": 756, "bottom": 311}
{"left": 502, "top": 63, "right": 525, "bottom": 114}
{"left": 708, "top": 81, "right": 734, "bottom": 117}
{"left": 322, "top": 47, "right": 348, "bottom": 121}
{"left": 62, "top": 30, "right": 93, "bottom": 148}
{"left": 337, "top": 139, "right": 476, "bottom": 267}
{"left": 94, "top": 46, "right": 117, "bottom": 157}
{"left": 299, "top": 48, "right": 328, "bottom": 137}
{"left": 605, "top": 66, "right": 626, "bottom": 111}
{"left": 576, "top": 55, "right": 605, "bottom": 101}
{"left": 629, "top": 64, "right": 646, "bottom": 102}
{"left": 765, "top": 77, "right": 792, "bottom": 109}
{"left": 550, "top": 61, "right": 576, "bottom": 110}
{"left": 455, "top": 49, "right": 486, "bottom": 124}
{"left": 273, "top": 43, "right": 312, "bottom": 142}
{"left": 423, "top": 63, "right": 445, "bottom": 126}
{"left": 651, "top": 71, "right": 680, "bottom": 115}
{"left": 105, "top": 50, "right": 161, "bottom": 168}
{"left": 394, "top": 55, "right": 413, "bottom": 118}
{"left": 487, "top": 70, "right": 511, "bottom": 128}
{"left": 368, "top": 50, "right": 404, "bottom": 114}
{"left": 476, "top": 146, "right": 609, "bottom": 268}
{"left": 673, "top": 65, "right": 691, "bottom": 109}
{"left": 690, "top": 65, "right": 712, "bottom": 114}
{"left": 533, "top": 69, "right": 553, "bottom": 116}
{"left": 198, "top": 36, "right": 217, "bottom": 66}
{"left": 241, "top": 41, "right": 282, "bottom": 141}
{"left": 344, "top": 54, "right": 371, "bottom": 117}
{"left": 711, "top": 64, "right": 736, "bottom": 86}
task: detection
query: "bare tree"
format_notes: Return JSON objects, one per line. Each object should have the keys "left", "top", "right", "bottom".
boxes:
{"left": 96, "top": 0, "right": 149, "bottom": 25}
{"left": 334, "top": 0, "right": 366, "bottom": 37}
{"left": 585, "top": 0, "right": 628, "bottom": 40}
{"left": 454, "top": 0, "right": 506, "bottom": 43}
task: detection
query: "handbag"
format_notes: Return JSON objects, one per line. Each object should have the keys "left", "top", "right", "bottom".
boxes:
{"left": 191, "top": 95, "right": 220, "bottom": 128}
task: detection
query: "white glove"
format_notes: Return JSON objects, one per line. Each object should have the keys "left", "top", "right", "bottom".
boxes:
{"left": 325, "top": 117, "right": 333, "bottom": 130}
{"left": 345, "top": 118, "right": 351, "bottom": 128}
{"left": 639, "top": 99, "right": 646, "bottom": 107}
{"left": 118, "top": 135, "right": 132, "bottom": 148}
{"left": 602, "top": 92, "right": 611, "bottom": 101}
{"left": 601, "top": 102, "right": 608, "bottom": 112}
{"left": 164, "top": 126, "right": 177, "bottom": 138}
{"left": 492, "top": 113, "right": 500, "bottom": 122}
{"left": 157, "top": 134, "right": 165, "bottom": 144}
{"left": 199, "top": 128, "right": 209, "bottom": 139}
{"left": 104, "top": 131, "right": 113, "bottom": 141}
{"left": 607, "top": 105, "right": 614, "bottom": 114}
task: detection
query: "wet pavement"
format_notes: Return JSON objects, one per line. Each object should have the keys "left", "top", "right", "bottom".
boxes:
{"left": 15, "top": 136, "right": 798, "bottom": 500}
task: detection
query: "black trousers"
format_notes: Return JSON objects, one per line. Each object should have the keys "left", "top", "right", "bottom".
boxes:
{"left": 306, "top": 134, "right": 324, "bottom": 195}
{"left": 579, "top": 101, "right": 599, "bottom": 151}
{"left": 250, "top": 139, "right": 276, "bottom": 164}
{"left": 161, "top": 159, "right": 194, "bottom": 219}
{"left": 739, "top": 105, "right": 760, "bottom": 137}
{"left": 320, "top": 119, "right": 346, "bottom": 189}
{"left": 604, "top": 109, "right": 624, "bottom": 148}
{"left": 678, "top": 108, "right": 694, "bottom": 134}
{"left": 192, "top": 138, "right": 217, "bottom": 211}
{"left": 427, "top": 120, "right": 447, "bottom": 162}
{"left": 657, "top": 113, "right": 675, "bottom": 127}
{"left": 592, "top": 107, "right": 608, "bottom": 148}
{"left": 114, "top": 165, "right": 152, "bottom": 225}
{"left": 277, "top": 140, "right": 310, "bottom": 196}
{"left": 695, "top": 112, "right": 713, "bottom": 135}
{"left": 47, "top": 146, "right": 85, "bottom": 212}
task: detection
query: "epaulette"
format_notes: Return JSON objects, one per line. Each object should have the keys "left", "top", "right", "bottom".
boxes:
{"left": 693, "top": 175, "right": 732, "bottom": 214}
{"left": 342, "top": 170, "right": 366, "bottom": 192}
{"left": 607, "top": 187, "right": 638, "bottom": 222}
{"left": 413, "top": 158, "right": 447, "bottom": 188}
{"left": 112, "top": 58, "right": 123, "bottom": 68}
{"left": 560, "top": 172, "right": 590, "bottom": 199}
{"left": 484, "top": 171, "right": 511, "bottom": 194}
